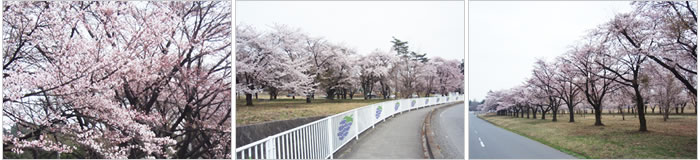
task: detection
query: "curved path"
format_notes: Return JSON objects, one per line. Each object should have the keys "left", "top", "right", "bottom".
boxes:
{"left": 339, "top": 103, "right": 459, "bottom": 159}
{"left": 468, "top": 111, "right": 576, "bottom": 159}
{"left": 432, "top": 103, "right": 465, "bottom": 158}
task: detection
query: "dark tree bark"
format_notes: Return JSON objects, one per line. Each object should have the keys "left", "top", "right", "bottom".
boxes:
{"left": 527, "top": 107, "right": 531, "bottom": 118}
{"left": 568, "top": 107, "right": 575, "bottom": 122}
{"left": 246, "top": 94, "right": 253, "bottom": 106}
{"left": 533, "top": 108, "right": 538, "bottom": 119}
{"left": 593, "top": 106, "right": 603, "bottom": 126}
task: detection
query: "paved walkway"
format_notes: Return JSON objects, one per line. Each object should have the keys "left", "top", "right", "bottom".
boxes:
{"left": 339, "top": 104, "right": 443, "bottom": 159}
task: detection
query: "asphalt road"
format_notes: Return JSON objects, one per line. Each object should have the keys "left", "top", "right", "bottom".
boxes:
{"left": 432, "top": 103, "right": 465, "bottom": 159}
{"left": 468, "top": 112, "right": 576, "bottom": 159}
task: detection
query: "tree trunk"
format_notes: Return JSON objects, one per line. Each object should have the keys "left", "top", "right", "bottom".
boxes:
{"left": 552, "top": 107, "right": 558, "bottom": 122}
{"left": 634, "top": 85, "right": 647, "bottom": 132}
{"left": 675, "top": 107, "right": 679, "bottom": 114}
{"left": 246, "top": 94, "right": 253, "bottom": 106}
{"left": 527, "top": 108, "right": 531, "bottom": 119}
{"left": 326, "top": 89, "right": 336, "bottom": 100}
{"left": 627, "top": 106, "right": 630, "bottom": 114}
{"left": 306, "top": 96, "right": 311, "bottom": 103}
{"left": 620, "top": 107, "right": 625, "bottom": 120}
{"left": 533, "top": 108, "right": 538, "bottom": 119}
{"left": 568, "top": 107, "right": 575, "bottom": 122}
{"left": 344, "top": 89, "right": 348, "bottom": 99}
{"left": 593, "top": 105, "right": 603, "bottom": 126}
{"left": 663, "top": 105, "right": 670, "bottom": 121}
{"left": 541, "top": 108, "right": 546, "bottom": 120}
{"left": 255, "top": 93, "right": 258, "bottom": 100}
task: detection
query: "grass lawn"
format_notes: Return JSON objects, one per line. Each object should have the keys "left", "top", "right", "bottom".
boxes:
{"left": 235, "top": 94, "right": 393, "bottom": 125}
{"left": 479, "top": 113, "right": 697, "bottom": 159}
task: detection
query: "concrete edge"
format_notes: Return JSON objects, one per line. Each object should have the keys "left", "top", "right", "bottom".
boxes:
{"left": 422, "top": 108, "right": 437, "bottom": 159}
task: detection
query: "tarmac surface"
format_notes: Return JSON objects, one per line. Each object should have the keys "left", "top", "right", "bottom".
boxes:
{"left": 432, "top": 103, "right": 465, "bottom": 158}
{"left": 468, "top": 111, "right": 576, "bottom": 159}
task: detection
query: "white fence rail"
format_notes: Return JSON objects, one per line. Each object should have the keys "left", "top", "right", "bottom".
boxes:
{"left": 235, "top": 94, "right": 464, "bottom": 159}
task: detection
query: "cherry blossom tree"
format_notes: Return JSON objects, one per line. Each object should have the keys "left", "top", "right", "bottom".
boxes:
{"left": 418, "top": 59, "right": 440, "bottom": 97}
{"left": 357, "top": 50, "right": 394, "bottom": 99}
{"left": 315, "top": 43, "right": 357, "bottom": 100}
{"left": 532, "top": 59, "right": 564, "bottom": 121}
{"left": 596, "top": 12, "right": 659, "bottom": 131}
{"left": 236, "top": 25, "right": 273, "bottom": 106}
{"left": 647, "top": 61, "right": 685, "bottom": 121}
{"left": 264, "top": 25, "right": 315, "bottom": 101}
{"left": 632, "top": 1, "right": 697, "bottom": 97}
{"left": 553, "top": 56, "right": 584, "bottom": 122}
{"left": 562, "top": 37, "right": 617, "bottom": 126}
{"left": 4, "top": 1, "right": 231, "bottom": 158}
{"left": 436, "top": 59, "right": 464, "bottom": 95}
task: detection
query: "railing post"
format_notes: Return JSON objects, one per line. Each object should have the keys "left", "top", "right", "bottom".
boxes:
{"left": 354, "top": 109, "right": 359, "bottom": 140}
{"left": 327, "top": 118, "right": 334, "bottom": 159}
{"left": 265, "top": 139, "right": 276, "bottom": 159}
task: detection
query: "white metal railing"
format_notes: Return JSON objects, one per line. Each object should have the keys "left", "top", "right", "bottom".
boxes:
{"left": 235, "top": 94, "right": 464, "bottom": 159}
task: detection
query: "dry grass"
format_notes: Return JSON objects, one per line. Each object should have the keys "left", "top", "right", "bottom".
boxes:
{"left": 235, "top": 96, "right": 392, "bottom": 126}
{"left": 480, "top": 113, "right": 697, "bottom": 159}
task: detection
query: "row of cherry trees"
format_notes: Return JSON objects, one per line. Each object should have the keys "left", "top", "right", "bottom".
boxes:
{"left": 480, "top": 1, "right": 696, "bottom": 132}
{"left": 3, "top": 1, "right": 231, "bottom": 158}
{"left": 236, "top": 25, "right": 464, "bottom": 106}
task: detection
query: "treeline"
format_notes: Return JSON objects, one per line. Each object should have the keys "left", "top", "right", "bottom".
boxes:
{"left": 236, "top": 24, "right": 464, "bottom": 106}
{"left": 480, "top": 1, "right": 697, "bottom": 132}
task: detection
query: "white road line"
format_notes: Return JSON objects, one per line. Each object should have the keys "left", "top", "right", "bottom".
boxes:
{"left": 478, "top": 137, "right": 485, "bottom": 148}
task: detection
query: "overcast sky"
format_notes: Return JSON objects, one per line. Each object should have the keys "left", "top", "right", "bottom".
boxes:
{"left": 469, "top": 1, "right": 633, "bottom": 101}
{"left": 236, "top": 1, "right": 464, "bottom": 60}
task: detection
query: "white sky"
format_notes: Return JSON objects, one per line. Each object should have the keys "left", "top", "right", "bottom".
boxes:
{"left": 236, "top": 1, "right": 464, "bottom": 60}
{"left": 469, "top": 1, "right": 633, "bottom": 101}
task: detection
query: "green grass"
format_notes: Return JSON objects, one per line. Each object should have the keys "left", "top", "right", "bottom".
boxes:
{"left": 479, "top": 113, "right": 697, "bottom": 159}
{"left": 235, "top": 94, "right": 393, "bottom": 125}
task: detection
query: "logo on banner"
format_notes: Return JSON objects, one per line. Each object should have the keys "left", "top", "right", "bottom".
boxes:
{"left": 411, "top": 100, "right": 416, "bottom": 107}
{"left": 447, "top": 97, "right": 450, "bottom": 101}
{"left": 425, "top": 99, "right": 429, "bottom": 104}
{"left": 375, "top": 106, "right": 383, "bottom": 119}
{"left": 437, "top": 97, "right": 440, "bottom": 102}
{"left": 338, "top": 115, "right": 353, "bottom": 141}
{"left": 394, "top": 102, "right": 400, "bottom": 111}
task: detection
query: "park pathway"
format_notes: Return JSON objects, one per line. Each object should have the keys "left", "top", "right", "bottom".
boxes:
{"left": 339, "top": 103, "right": 454, "bottom": 159}
{"left": 469, "top": 111, "right": 576, "bottom": 159}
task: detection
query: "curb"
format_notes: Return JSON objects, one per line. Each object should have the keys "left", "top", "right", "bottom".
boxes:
{"left": 422, "top": 102, "right": 461, "bottom": 159}
{"left": 422, "top": 108, "right": 438, "bottom": 159}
